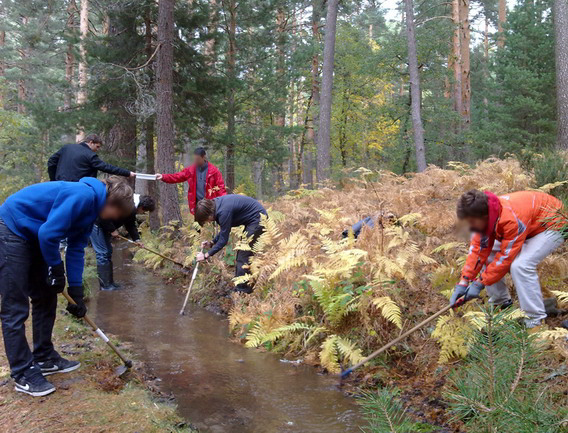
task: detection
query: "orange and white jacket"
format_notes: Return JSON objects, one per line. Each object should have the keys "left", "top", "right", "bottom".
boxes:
{"left": 461, "top": 191, "right": 562, "bottom": 286}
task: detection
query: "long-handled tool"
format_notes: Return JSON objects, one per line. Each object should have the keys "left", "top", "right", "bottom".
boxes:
{"left": 62, "top": 291, "right": 133, "bottom": 377}
{"left": 179, "top": 249, "right": 202, "bottom": 316}
{"left": 117, "top": 234, "right": 189, "bottom": 272}
{"left": 340, "top": 298, "right": 466, "bottom": 379}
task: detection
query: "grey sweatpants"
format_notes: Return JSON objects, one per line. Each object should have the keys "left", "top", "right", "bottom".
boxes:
{"left": 484, "top": 230, "right": 564, "bottom": 328}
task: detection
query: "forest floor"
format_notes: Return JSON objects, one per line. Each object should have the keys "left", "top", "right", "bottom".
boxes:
{"left": 0, "top": 298, "right": 197, "bottom": 433}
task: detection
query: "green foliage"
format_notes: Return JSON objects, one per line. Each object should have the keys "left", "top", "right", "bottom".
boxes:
{"left": 446, "top": 308, "right": 568, "bottom": 433}
{"left": 358, "top": 388, "right": 417, "bottom": 433}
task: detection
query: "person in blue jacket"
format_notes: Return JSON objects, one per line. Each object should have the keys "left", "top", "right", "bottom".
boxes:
{"left": 0, "top": 176, "right": 134, "bottom": 397}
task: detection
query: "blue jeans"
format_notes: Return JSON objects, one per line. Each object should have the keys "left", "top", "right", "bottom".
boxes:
{"left": 0, "top": 220, "right": 59, "bottom": 378}
{"left": 90, "top": 224, "right": 112, "bottom": 265}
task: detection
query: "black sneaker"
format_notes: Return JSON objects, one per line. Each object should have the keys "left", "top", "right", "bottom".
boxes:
{"left": 38, "top": 357, "right": 81, "bottom": 376}
{"left": 14, "top": 365, "right": 56, "bottom": 397}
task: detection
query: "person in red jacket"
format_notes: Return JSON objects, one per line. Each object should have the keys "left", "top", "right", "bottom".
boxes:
{"left": 156, "top": 147, "right": 227, "bottom": 214}
{"left": 449, "top": 189, "right": 564, "bottom": 328}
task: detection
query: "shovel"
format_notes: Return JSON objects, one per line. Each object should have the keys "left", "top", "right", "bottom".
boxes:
{"left": 179, "top": 249, "right": 203, "bottom": 316}
{"left": 62, "top": 291, "right": 133, "bottom": 377}
{"left": 117, "top": 234, "right": 191, "bottom": 274}
{"left": 340, "top": 298, "right": 467, "bottom": 380}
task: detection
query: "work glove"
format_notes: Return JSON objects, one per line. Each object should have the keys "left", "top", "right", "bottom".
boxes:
{"left": 66, "top": 286, "right": 87, "bottom": 318}
{"left": 449, "top": 280, "right": 485, "bottom": 307}
{"left": 46, "top": 263, "right": 66, "bottom": 294}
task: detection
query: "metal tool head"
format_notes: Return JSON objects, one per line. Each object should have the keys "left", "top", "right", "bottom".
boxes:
{"left": 115, "top": 360, "right": 133, "bottom": 378}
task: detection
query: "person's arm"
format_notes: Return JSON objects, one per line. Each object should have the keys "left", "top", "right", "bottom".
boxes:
{"left": 207, "top": 213, "right": 232, "bottom": 257}
{"left": 160, "top": 166, "right": 192, "bottom": 184}
{"left": 481, "top": 219, "right": 529, "bottom": 286}
{"left": 460, "top": 233, "right": 491, "bottom": 282}
{"left": 37, "top": 188, "right": 92, "bottom": 273}
{"left": 47, "top": 149, "right": 62, "bottom": 181}
{"left": 90, "top": 153, "right": 132, "bottom": 177}
{"left": 124, "top": 214, "right": 140, "bottom": 241}
{"left": 65, "top": 230, "right": 90, "bottom": 287}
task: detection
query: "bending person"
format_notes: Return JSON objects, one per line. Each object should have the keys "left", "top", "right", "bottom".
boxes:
{"left": 156, "top": 147, "right": 226, "bottom": 214}
{"left": 0, "top": 176, "right": 134, "bottom": 397}
{"left": 91, "top": 194, "right": 155, "bottom": 290}
{"left": 450, "top": 189, "right": 564, "bottom": 329}
{"left": 195, "top": 195, "right": 267, "bottom": 294}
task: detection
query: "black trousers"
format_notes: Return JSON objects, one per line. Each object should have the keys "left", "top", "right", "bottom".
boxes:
{"left": 0, "top": 220, "right": 59, "bottom": 379}
{"left": 234, "top": 224, "right": 264, "bottom": 292}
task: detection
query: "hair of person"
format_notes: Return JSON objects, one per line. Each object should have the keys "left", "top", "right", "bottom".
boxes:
{"left": 103, "top": 176, "right": 135, "bottom": 215}
{"left": 456, "top": 189, "right": 489, "bottom": 219}
{"left": 195, "top": 199, "right": 216, "bottom": 226}
{"left": 194, "top": 147, "right": 207, "bottom": 157}
{"left": 138, "top": 195, "right": 156, "bottom": 212}
{"left": 84, "top": 133, "right": 102, "bottom": 144}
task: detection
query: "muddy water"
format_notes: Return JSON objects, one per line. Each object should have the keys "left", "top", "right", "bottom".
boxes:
{"left": 91, "top": 247, "right": 363, "bottom": 433}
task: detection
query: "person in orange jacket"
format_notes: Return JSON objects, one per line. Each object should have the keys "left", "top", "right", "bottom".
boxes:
{"left": 156, "top": 147, "right": 226, "bottom": 214}
{"left": 450, "top": 189, "right": 564, "bottom": 328}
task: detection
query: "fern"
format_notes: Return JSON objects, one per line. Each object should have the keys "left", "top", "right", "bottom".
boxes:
{"left": 245, "top": 322, "right": 314, "bottom": 348}
{"left": 550, "top": 290, "right": 568, "bottom": 307}
{"left": 372, "top": 296, "right": 402, "bottom": 329}
{"left": 319, "top": 334, "right": 364, "bottom": 373}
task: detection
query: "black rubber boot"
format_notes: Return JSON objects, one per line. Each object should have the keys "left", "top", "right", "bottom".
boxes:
{"left": 97, "top": 263, "right": 118, "bottom": 291}
{"left": 108, "top": 261, "right": 121, "bottom": 290}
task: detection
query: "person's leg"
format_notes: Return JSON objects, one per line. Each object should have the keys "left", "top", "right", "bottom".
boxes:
{"left": 0, "top": 221, "right": 35, "bottom": 378}
{"left": 483, "top": 240, "right": 511, "bottom": 306}
{"left": 510, "top": 230, "right": 564, "bottom": 327}
{"left": 234, "top": 225, "right": 264, "bottom": 293}
{"left": 90, "top": 225, "right": 114, "bottom": 290}
{"left": 30, "top": 250, "right": 59, "bottom": 364}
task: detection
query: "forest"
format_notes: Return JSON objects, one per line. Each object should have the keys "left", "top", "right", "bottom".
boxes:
{"left": 1, "top": 0, "right": 568, "bottom": 432}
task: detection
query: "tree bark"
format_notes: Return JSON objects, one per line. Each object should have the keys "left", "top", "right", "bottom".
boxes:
{"left": 316, "top": 0, "right": 338, "bottom": 184}
{"left": 459, "top": 0, "right": 471, "bottom": 127}
{"left": 405, "top": 0, "right": 427, "bottom": 172}
{"left": 64, "top": 0, "right": 76, "bottom": 111}
{"left": 556, "top": 0, "right": 568, "bottom": 149}
{"left": 17, "top": 16, "right": 29, "bottom": 114}
{"left": 224, "top": 0, "right": 237, "bottom": 192}
{"left": 497, "top": 0, "right": 507, "bottom": 49}
{"left": 204, "top": 0, "right": 218, "bottom": 65}
{"left": 450, "top": 0, "right": 462, "bottom": 119}
{"left": 76, "top": 0, "right": 89, "bottom": 141}
{"left": 0, "top": 28, "right": 5, "bottom": 108}
{"left": 156, "top": 0, "right": 182, "bottom": 225}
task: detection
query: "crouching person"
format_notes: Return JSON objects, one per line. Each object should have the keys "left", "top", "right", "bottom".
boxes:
{"left": 0, "top": 176, "right": 134, "bottom": 396}
{"left": 195, "top": 195, "right": 267, "bottom": 294}
{"left": 91, "top": 194, "right": 155, "bottom": 290}
{"left": 450, "top": 189, "right": 564, "bottom": 329}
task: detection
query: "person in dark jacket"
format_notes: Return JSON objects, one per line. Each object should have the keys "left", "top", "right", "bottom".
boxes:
{"left": 0, "top": 176, "right": 134, "bottom": 397}
{"left": 90, "top": 194, "right": 155, "bottom": 290}
{"left": 156, "top": 147, "right": 226, "bottom": 214}
{"left": 195, "top": 195, "right": 267, "bottom": 294}
{"left": 47, "top": 134, "right": 135, "bottom": 182}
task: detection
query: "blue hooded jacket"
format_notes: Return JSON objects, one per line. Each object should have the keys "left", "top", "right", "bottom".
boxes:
{"left": 0, "top": 178, "right": 107, "bottom": 286}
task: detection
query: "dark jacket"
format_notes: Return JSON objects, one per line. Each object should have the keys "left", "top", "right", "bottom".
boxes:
{"left": 208, "top": 194, "right": 267, "bottom": 257}
{"left": 0, "top": 178, "right": 107, "bottom": 286}
{"left": 48, "top": 142, "right": 131, "bottom": 182}
{"left": 96, "top": 209, "right": 140, "bottom": 241}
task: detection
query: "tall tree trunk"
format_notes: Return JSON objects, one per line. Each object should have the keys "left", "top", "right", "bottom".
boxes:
{"left": 274, "top": 7, "right": 287, "bottom": 194}
{"left": 17, "top": 16, "right": 29, "bottom": 114}
{"left": 405, "top": 0, "right": 427, "bottom": 172}
{"left": 483, "top": 13, "right": 489, "bottom": 109}
{"left": 459, "top": 0, "right": 471, "bottom": 127}
{"left": 76, "top": 0, "right": 89, "bottom": 141}
{"left": 451, "top": 0, "right": 462, "bottom": 119}
{"left": 497, "top": 0, "right": 507, "bottom": 49}
{"left": 225, "top": 0, "right": 237, "bottom": 192}
{"left": 64, "top": 0, "right": 76, "bottom": 111}
{"left": 556, "top": 0, "right": 568, "bottom": 149}
{"left": 156, "top": 0, "right": 182, "bottom": 225}
{"left": 303, "top": 0, "right": 321, "bottom": 189}
{"left": 316, "top": 0, "right": 338, "bottom": 184}
{"left": 204, "top": 0, "right": 218, "bottom": 65}
{"left": 0, "top": 27, "right": 5, "bottom": 108}
{"left": 253, "top": 160, "right": 263, "bottom": 199}
{"left": 144, "top": 6, "right": 160, "bottom": 230}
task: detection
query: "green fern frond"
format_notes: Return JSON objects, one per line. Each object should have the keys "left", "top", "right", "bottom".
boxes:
{"left": 372, "top": 296, "right": 403, "bottom": 329}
